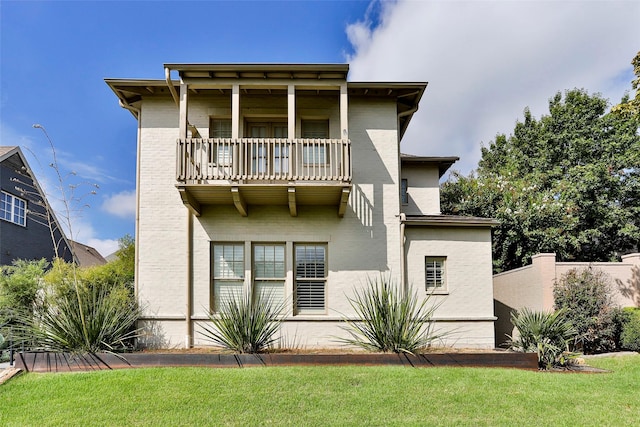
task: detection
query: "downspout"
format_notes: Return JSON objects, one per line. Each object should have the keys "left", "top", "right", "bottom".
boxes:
{"left": 400, "top": 213, "right": 407, "bottom": 297}
{"left": 186, "top": 211, "right": 194, "bottom": 348}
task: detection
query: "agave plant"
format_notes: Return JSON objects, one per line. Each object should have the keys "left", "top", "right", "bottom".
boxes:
{"left": 200, "top": 291, "right": 285, "bottom": 353}
{"left": 22, "top": 284, "right": 140, "bottom": 354}
{"left": 508, "top": 308, "right": 577, "bottom": 369}
{"left": 339, "top": 275, "right": 445, "bottom": 354}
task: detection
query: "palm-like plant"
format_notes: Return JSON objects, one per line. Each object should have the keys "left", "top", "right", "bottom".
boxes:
{"left": 23, "top": 284, "right": 140, "bottom": 354}
{"left": 508, "top": 308, "right": 577, "bottom": 369}
{"left": 200, "top": 291, "right": 285, "bottom": 353}
{"left": 339, "top": 275, "right": 444, "bottom": 354}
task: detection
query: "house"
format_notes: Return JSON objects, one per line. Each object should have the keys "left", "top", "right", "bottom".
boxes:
{"left": 106, "top": 63, "right": 498, "bottom": 349}
{"left": 493, "top": 252, "right": 640, "bottom": 346}
{"left": 0, "top": 146, "right": 74, "bottom": 266}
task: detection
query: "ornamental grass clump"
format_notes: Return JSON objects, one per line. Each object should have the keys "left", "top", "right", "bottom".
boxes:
{"left": 200, "top": 291, "right": 285, "bottom": 353}
{"left": 339, "top": 275, "right": 444, "bottom": 354}
{"left": 508, "top": 308, "right": 577, "bottom": 369}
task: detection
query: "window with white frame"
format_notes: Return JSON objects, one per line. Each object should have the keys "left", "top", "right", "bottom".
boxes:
{"left": 209, "top": 118, "right": 233, "bottom": 167}
{"left": 212, "top": 243, "right": 244, "bottom": 311}
{"left": 295, "top": 244, "right": 326, "bottom": 313}
{"left": 0, "top": 191, "right": 26, "bottom": 227}
{"left": 425, "top": 257, "right": 446, "bottom": 290}
{"left": 253, "top": 244, "right": 285, "bottom": 306}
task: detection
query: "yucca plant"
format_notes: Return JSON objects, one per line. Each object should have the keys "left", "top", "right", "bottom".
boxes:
{"left": 199, "top": 291, "right": 285, "bottom": 353}
{"left": 508, "top": 308, "right": 577, "bottom": 369}
{"left": 339, "top": 275, "right": 445, "bottom": 354}
{"left": 22, "top": 284, "right": 140, "bottom": 354}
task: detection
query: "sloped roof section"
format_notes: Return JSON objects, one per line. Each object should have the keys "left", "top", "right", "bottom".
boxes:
{"left": 69, "top": 240, "right": 107, "bottom": 267}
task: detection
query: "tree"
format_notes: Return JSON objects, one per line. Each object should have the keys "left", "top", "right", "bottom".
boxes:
{"left": 442, "top": 88, "right": 640, "bottom": 272}
{"left": 612, "top": 50, "right": 640, "bottom": 119}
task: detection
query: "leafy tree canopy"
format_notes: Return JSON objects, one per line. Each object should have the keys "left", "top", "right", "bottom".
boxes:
{"left": 442, "top": 87, "right": 640, "bottom": 273}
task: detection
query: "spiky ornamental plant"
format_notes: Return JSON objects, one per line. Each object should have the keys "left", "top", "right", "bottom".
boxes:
{"left": 199, "top": 291, "right": 286, "bottom": 353}
{"left": 508, "top": 308, "right": 577, "bottom": 369}
{"left": 339, "top": 275, "right": 445, "bottom": 354}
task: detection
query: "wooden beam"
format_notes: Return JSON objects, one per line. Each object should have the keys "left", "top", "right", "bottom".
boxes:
{"left": 288, "top": 186, "right": 297, "bottom": 217}
{"left": 231, "top": 186, "right": 248, "bottom": 216}
{"left": 338, "top": 186, "right": 351, "bottom": 218}
{"left": 177, "top": 188, "right": 201, "bottom": 217}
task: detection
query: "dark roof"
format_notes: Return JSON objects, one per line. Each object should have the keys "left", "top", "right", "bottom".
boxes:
{"left": 69, "top": 241, "right": 107, "bottom": 267}
{"left": 403, "top": 215, "right": 498, "bottom": 227}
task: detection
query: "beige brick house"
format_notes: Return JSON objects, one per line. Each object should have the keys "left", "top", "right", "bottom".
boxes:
{"left": 106, "top": 63, "right": 497, "bottom": 349}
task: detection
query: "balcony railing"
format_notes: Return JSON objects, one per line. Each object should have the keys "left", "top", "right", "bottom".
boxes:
{"left": 177, "top": 138, "right": 351, "bottom": 183}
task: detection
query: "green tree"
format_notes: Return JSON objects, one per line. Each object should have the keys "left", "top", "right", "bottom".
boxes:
{"left": 442, "top": 88, "right": 640, "bottom": 272}
{"left": 612, "top": 50, "right": 640, "bottom": 119}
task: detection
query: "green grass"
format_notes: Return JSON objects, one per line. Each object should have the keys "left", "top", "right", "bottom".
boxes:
{"left": 1, "top": 355, "right": 639, "bottom": 426}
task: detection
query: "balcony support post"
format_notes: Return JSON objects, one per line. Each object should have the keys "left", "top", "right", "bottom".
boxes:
{"left": 232, "top": 84, "right": 240, "bottom": 139}
{"left": 340, "top": 83, "right": 348, "bottom": 140}
{"left": 177, "top": 188, "right": 201, "bottom": 217}
{"left": 338, "top": 186, "right": 351, "bottom": 218}
{"left": 288, "top": 84, "right": 296, "bottom": 138}
{"left": 179, "top": 82, "right": 189, "bottom": 140}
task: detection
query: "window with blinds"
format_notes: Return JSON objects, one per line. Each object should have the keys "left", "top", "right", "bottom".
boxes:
{"left": 295, "top": 244, "right": 326, "bottom": 314}
{"left": 253, "top": 244, "right": 285, "bottom": 307}
{"left": 425, "top": 257, "right": 446, "bottom": 291}
{"left": 212, "top": 243, "right": 244, "bottom": 312}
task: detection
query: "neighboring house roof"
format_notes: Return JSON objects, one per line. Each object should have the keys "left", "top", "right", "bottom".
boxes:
{"left": 401, "top": 154, "right": 460, "bottom": 178}
{"left": 69, "top": 240, "right": 107, "bottom": 267}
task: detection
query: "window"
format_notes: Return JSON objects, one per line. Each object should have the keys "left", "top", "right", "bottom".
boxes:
{"left": 210, "top": 118, "right": 232, "bottom": 138}
{"left": 425, "top": 257, "right": 446, "bottom": 290}
{"left": 212, "top": 244, "right": 244, "bottom": 311}
{"left": 401, "top": 179, "right": 408, "bottom": 204}
{"left": 0, "top": 191, "right": 26, "bottom": 226}
{"left": 295, "top": 244, "right": 326, "bottom": 313}
{"left": 247, "top": 122, "right": 288, "bottom": 174}
{"left": 301, "top": 120, "right": 328, "bottom": 165}
{"left": 209, "top": 119, "right": 233, "bottom": 168}
{"left": 253, "top": 244, "right": 285, "bottom": 306}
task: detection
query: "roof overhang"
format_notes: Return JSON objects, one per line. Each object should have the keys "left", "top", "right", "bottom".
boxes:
{"left": 403, "top": 215, "right": 499, "bottom": 227}
{"left": 401, "top": 155, "right": 459, "bottom": 178}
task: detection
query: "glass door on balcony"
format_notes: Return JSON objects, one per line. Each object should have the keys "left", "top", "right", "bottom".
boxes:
{"left": 247, "top": 122, "right": 288, "bottom": 176}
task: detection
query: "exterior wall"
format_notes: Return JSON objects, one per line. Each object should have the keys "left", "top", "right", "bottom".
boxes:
{"left": 493, "top": 253, "right": 640, "bottom": 346}
{"left": 405, "top": 226, "right": 496, "bottom": 348}
{"left": 0, "top": 155, "right": 72, "bottom": 266}
{"left": 401, "top": 164, "right": 441, "bottom": 215}
{"left": 136, "top": 94, "right": 404, "bottom": 348}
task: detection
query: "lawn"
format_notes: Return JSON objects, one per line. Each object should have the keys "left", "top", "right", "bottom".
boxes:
{"left": 1, "top": 355, "right": 638, "bottom": 426}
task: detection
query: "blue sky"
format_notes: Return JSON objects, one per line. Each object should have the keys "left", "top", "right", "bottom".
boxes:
{"left": 1, "top": 0, "right": 638, "bottom": 256}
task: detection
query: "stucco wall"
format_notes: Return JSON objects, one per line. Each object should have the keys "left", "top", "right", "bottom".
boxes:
{"left": 493, "top": 253, "right": 640, "bottom": 346}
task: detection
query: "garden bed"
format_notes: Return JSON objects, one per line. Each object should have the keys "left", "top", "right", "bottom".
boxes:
{"left": 16, "top": 350, "right": 538, "bottom": 372}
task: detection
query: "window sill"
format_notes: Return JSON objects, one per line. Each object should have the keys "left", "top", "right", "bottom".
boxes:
{"left": 426, "top": 289, "right": 449, "bottom": 295}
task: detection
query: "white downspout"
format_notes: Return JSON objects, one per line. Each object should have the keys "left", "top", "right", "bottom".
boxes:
{"left": 400, "top": 213, "right": 407, "bottom": 297}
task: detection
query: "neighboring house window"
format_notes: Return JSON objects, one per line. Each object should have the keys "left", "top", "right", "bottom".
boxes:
{"left": 212, "top": 243, "right": 244, "bottom": 311}
{"left": 401, "top": 179, "right": 408, "bottom": 205}
{"left": 253, "top": 244, "right": 285, "bottom": 306}
{"left": 0, "top": 191, "right": 26, "bottom": 227}
{"left": 295, "top": 244, "right": 327, "bottom": 314}
{"left": 425, "top": 257, "right": 446, "bottom": 290}
{"left": 302, "top": 120, "right": 329, "bottom": 165}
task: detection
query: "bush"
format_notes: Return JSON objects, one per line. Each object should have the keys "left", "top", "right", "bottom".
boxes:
{"left": 621, "top": 308, "right": 640, "bottom": 352}
{"left": 22, "top": 283, "right": 140, "bottom": 354}
{"left": 199, "top": 291, "right": 285, "bottom": 353}
{"left": 553, "top": 267, "right": 620, "bottom": 354}
{"left": 508, "top": 308, "right": 577, "bottom": 369}
{"left": 339, "top": 275, "right": 444, "bottom": 354}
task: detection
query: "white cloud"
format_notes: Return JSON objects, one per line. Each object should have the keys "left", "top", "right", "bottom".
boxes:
{"left": 346, "top": 0, "right": 639, "bottom": 174}
{"left": 101, "top": 190, "right": 136, "bottom": 219}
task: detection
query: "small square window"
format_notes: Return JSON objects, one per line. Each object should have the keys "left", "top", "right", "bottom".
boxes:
{"left": 425, "top": 257, "right": 446, "bottom": 290}
{"left": 401, "top": 179, "right": 408, "bottom": 204}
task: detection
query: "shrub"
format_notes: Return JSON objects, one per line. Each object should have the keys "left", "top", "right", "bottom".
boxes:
{"left": 621, "top": 308, "right": 640, "bottom": 352}
{"left": 553, "top": 267, "right": 620, "bottom": 354}
{"left": 199, "top": 291, "right": 285, "bottom": 353}
{"left": 22, "top": 283, "right": 140, "bottom": 354}
{"left": 508, "top": 308, "right": 577, "bottom": 369}
{"left": 339, "top": 275, "right": 444, "bottom": 354}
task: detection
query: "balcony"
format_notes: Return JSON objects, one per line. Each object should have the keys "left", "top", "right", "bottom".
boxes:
{"left": 176, "top": 138, "right": 352, "bottom": 217}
